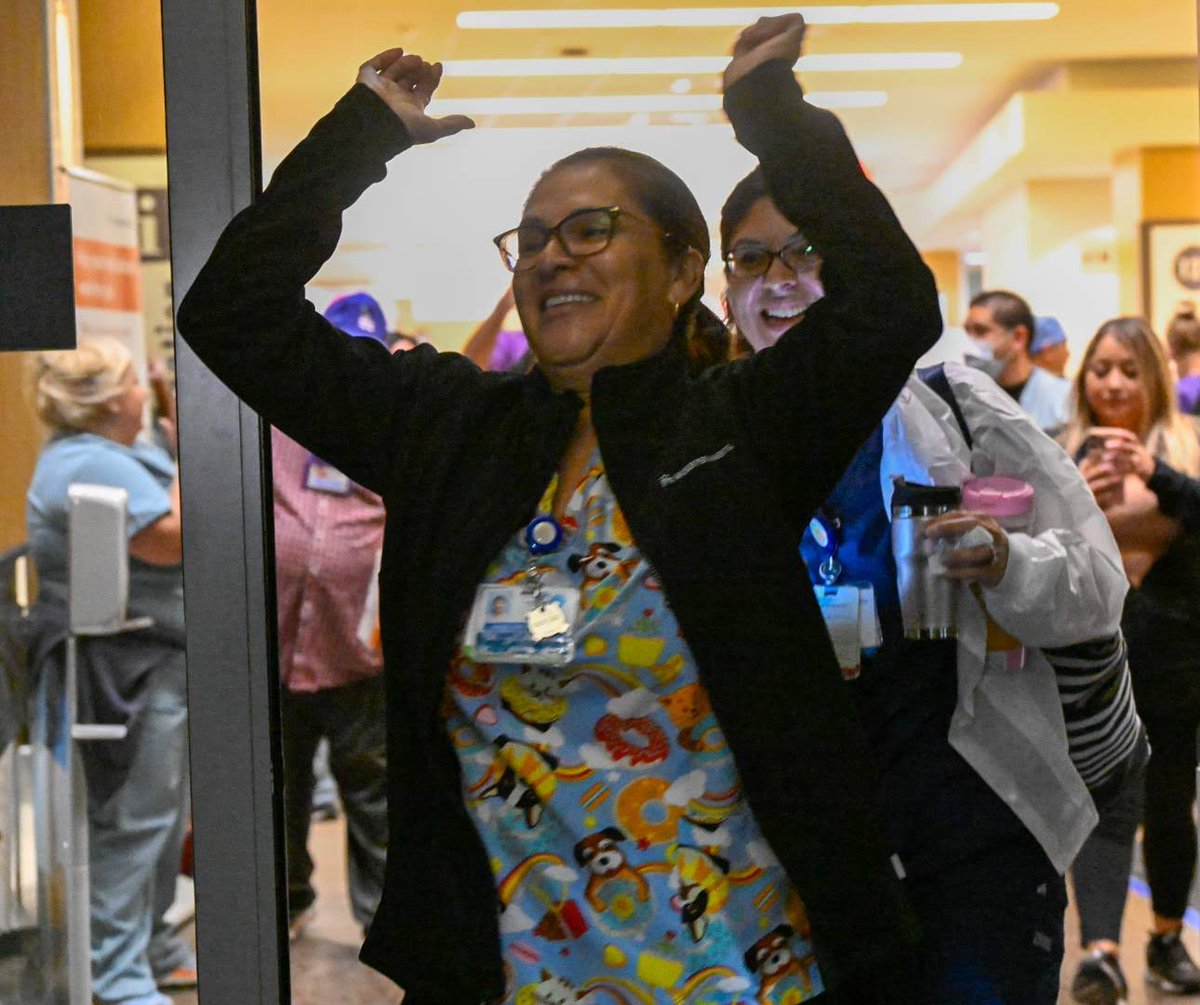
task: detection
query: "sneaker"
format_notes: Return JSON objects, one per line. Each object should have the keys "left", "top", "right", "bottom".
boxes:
{"left": 155, "top": 965, "right": 198, "bottom": 990}
{"left": 288, "top": 905, "right": 316, "bottom": 942}
{"left": 1147, "top": 930, "right": 1200, "bottom": 993}
{"left": 1071, "top": 949, "right": 1127, "bottom": 1004}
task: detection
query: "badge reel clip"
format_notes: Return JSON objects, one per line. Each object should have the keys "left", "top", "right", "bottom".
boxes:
{"left": 807, "top": 513, "right": 881, "bottom": 681}
{"left": 464, "top": 515, "right": 579, "bottom": 667}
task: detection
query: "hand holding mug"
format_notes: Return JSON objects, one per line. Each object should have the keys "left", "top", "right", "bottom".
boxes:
{"left": 924, "top": 512, "right": 1010, "bottom": 588}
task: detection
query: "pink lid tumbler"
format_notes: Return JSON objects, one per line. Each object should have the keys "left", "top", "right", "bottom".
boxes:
{"left": 962, "top": 477, "right": 1035, "bottom": 670}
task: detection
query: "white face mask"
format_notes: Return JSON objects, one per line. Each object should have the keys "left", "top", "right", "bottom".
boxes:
{"left": 964, "top": 337, "right": 1008, "bottom": 382}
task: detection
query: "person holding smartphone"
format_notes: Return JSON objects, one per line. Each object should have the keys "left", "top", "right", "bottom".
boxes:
{"left": 1063, "top": 316, "right": 1200, "bottom": 997}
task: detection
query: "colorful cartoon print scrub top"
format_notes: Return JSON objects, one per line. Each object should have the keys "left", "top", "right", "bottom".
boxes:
{"left": 444, "top": 456, "right": 823, "bottom": 1005}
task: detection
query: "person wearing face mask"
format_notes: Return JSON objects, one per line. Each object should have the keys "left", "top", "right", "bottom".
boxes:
{"left": 964, "top": 290, "right": 1072, "bottom": 436}
{"left": 177, "top": 18, "right": 945, "bottom": 1005}
{"left": 1063, "top": 317, "right": 1200, "bottom": 998}
{"left": 720, "top": 170, "right": 1136, "bottom": 1005}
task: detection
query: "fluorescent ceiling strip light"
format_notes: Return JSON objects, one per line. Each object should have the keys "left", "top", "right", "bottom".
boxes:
{"left": 456, "top": 4, "right": 1059, "bottom": 29}
{"left": 441, "top": 51, "right": 962, "bottom": 75}
{"left": 431, "top": 91, "right": 887, "bottom": 114}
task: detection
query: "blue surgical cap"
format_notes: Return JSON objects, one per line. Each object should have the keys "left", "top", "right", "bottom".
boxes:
{"left": 323, "top": 292, "right": 388, "bottom": 345}
{"left": 1031, "top": 315, "right": 1067, "bottom": 353}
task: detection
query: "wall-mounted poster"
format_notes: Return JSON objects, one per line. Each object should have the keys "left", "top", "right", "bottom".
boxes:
{"left": 65, "top": 166, "right": 146, "bottom": 380}
{"left": 1143, "top": 220, "right": 1200, "bottom": 340}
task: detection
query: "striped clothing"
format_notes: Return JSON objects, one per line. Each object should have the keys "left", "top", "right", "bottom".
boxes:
{"left": 1043, "top": 632, "right": 1143, "bottom": 789}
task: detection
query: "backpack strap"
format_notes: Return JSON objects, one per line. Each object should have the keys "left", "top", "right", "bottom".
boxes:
{"left": 917, "top": 363, "right": 973, "bottom": 451}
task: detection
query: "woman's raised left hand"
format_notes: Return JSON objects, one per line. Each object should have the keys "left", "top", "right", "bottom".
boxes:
{"left": 924, "top": 512, "right": 1010, "bottom": 588}
{"left": 1089, "top": 426, "right": 1156, "bottom": 481}
{"left": 356, "top": 48, "right": 475, "bottom": 145}
{"left": 724, "top": 13, "right": 806, "bottom": 92}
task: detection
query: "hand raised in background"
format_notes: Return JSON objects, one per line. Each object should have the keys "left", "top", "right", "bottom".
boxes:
{"left": 724, "top": 13, "right": 806, "bottom": 92}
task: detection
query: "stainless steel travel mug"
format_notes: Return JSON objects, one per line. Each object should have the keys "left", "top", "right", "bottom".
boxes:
{"left": 891, "top": 478, "right": 962, "bottom": 640}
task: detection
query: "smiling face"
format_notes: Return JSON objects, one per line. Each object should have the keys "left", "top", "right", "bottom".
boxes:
{"left": 1082, "top": 333, "right": 1149, "bottom": 433}
{"left": 512, "top": 162, "right": 702, "bottom": 395}
{"left": 723, "top": 197, "right": 824, "bottom": 353}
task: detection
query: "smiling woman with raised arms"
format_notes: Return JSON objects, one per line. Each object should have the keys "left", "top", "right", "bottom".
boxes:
{"left": 178, "top": 15, "right": 941, "bottom": 1004}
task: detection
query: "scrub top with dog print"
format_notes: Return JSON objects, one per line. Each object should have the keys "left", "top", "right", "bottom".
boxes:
{"left": 444, "top": 455, "right": 823, "bottom": 1005}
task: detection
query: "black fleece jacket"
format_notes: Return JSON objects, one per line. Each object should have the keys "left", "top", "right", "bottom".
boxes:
{"left": 177, "top": 61, "right": 942, "bottom": 1003}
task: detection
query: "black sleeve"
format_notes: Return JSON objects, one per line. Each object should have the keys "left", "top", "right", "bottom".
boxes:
{"left": 1149, "top": 459, "right": 1200, "bottom": 532}
{"left": 719, "top": 61, "right": 942, "bottom": 517}
{"left": 176, "top": 84, "right": 483, "bottom": 495}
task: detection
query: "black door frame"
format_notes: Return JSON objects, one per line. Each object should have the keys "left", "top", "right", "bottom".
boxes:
{"left": 161, "top": 1, "right": 289, "bottom": 1000}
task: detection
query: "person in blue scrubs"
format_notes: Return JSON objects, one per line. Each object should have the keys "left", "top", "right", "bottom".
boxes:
{"left": 27, "top": 337, "right": 193, "bottom": 1005}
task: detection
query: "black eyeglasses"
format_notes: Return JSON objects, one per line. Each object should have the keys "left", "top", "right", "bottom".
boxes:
{"left": 723, "top": 237, "right": 820, "bottom": 280}
{"left": 493, "top": 206, "right": 661, "bottom": 273}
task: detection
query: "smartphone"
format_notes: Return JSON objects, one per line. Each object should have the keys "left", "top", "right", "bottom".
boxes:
{"left": 1080, "top": 434, "right": 1106, "bottom": 465}
{"left": 1080, "top": 434, "right": 1124, "bottom": 503}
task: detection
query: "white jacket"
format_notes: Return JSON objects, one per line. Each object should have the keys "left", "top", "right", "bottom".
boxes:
{"left": 879, "top": 363, "right": 1128, "bottom": 872}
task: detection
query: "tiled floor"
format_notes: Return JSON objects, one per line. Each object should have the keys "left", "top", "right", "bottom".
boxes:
{"left": 162, "top": 817, "right": 1200, "bottom": 1003}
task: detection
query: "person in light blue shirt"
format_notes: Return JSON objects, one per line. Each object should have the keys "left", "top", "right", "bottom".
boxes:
{"left": 964, "top": 291, "right": 1073, "bottom": 436}
{"left": 26, "top": 336, "right": 193, "bottom": 1005}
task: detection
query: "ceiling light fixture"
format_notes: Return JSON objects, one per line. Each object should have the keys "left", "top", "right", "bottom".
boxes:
{"left": 441, "top": 51, "right": 962, "bottom": 76}
{"left": 430, "top": 91, "right": 888, "bottom": 115}
{"left": 456, "top": 4, "right": 1059, "bottom": 29}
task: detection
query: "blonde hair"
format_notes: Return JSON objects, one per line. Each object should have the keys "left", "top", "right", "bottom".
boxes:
{"left": 1064, "top": 316, "right": 1200, "bottom": 477}
{"left": 1166, "top": 300, "right": 1200, "bottom": 359}
{"left": 31, "top": 337, "right": 133, "bottom": 433}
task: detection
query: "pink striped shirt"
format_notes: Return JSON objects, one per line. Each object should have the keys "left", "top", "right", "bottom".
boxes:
{"left": 272, "top": 427, "right": 385, "bottom": 692}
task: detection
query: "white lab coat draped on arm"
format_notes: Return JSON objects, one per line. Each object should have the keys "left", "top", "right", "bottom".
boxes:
{"left": 878, "top": 363, "right": 1128, "bottom": 872}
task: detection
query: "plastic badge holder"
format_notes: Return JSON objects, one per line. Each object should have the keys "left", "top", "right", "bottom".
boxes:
{"left": 463, "top": 583, "right": 579, "bottom": 666}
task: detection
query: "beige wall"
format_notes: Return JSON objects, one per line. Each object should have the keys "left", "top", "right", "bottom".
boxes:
{"left": 1113, "top": 145, "right": 1200, "bottom": 315}
{"left": 922, "top": 251, "right": 964, "bottom": 327}
{"left": 980, "top": 179, "right": 1120, "bottom": 373}
{"left": 78, "top": 0, "right": 165, "bottom": 153}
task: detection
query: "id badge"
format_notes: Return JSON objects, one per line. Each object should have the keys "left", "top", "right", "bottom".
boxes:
{"left": 814, "top": 585, "right": 862, "bottom": 680}
{"left": 303, "top": 455, "right": 351, "bottom": 495}
{"left": 463, "top": 584, "right": 581, "bottom": 666}
{"left": 857, "top": 583, "right": 883, "bottom": 654}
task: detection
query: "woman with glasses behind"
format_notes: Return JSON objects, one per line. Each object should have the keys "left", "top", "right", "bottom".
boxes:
{"left": 179, "top": 16, "right": 940, "bottom": 1004}
{"left": 718, "top": 170, "right": 1134, "bottom": 1005}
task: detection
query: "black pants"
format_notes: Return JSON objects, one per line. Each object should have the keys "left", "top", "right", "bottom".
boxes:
{"left": 1142, "top": 712, "right": 1200, "bottom": 920}
{"left": 281, "top": 676, "right": 388, "bottom": 929}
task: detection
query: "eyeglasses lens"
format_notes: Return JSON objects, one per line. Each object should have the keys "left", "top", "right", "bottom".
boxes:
{"left": 499, "top": 209, "right": 617, "bottom": 273}
{"left": 781, "top": 241, "right": 818, "bottom": 274}
{"left": 729, "top": 246, "right": 772, "bottom": 277}
{"left": 728, "top": 241, "right": 818, "bottom": 278}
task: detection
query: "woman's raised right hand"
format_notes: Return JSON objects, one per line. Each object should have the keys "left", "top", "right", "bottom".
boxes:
{"left": 1078, "top": 453, "right": 1125, "bottom": 511}
{"left": 357, "top": 48, "right": 475, "bottom": 145}
{"left": 724, "top": 13, "right": 806, "bottom": 92}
